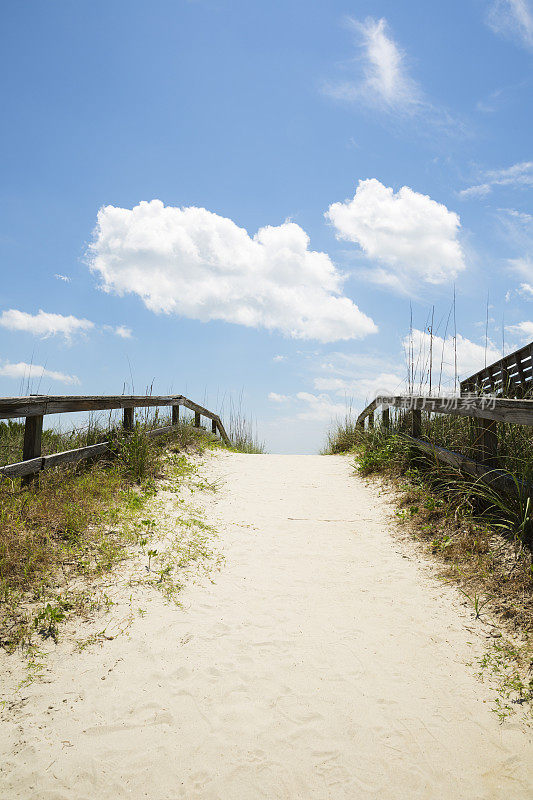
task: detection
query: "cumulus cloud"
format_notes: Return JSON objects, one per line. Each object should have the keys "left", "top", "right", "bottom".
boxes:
{"left": 505, "top": 320, "right": 533, "bottom": 339}
{"left": 486, "top": 0, "right": 533, "bottom": 49}
{"left": 0, "top": 361, "right": 79, "bottom": 385}
{"left": 0, "top": 309, "right": 94, "bottom": 340}
{"left": 87, "top": 199, "right": 377, "bottom": 343}
{"left": 459, "top": 161, "right": 533, "bottom": 199}
{"left": 326, "top": 179, "right": 466, "bottom": 289}
{"left": 324, "top": 17, "right": 421, "bottom": 112}
{"left": 519, "top": 282, "right": 533, "bottom": 298}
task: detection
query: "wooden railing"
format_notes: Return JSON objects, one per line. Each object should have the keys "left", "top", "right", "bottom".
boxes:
{"left": 356, "top": 394, "right": 533, "bottom": 493}
{"left": 0, "top": 394, "right": 231, "bottom": 483}
{"left": 460, "top": 341, "right": 533, "bottom": 398}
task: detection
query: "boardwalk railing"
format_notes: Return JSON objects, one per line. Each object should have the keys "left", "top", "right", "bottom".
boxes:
{"left": 0, "top": 394, "right": 231, "bottom": 483}
{"left": 460, "top": 341, "right": 533, "bottom": 398}
{"left": 356, "top": 394, "right": 533, "bottom": 493}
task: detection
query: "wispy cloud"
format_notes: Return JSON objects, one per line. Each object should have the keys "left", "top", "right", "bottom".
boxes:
{"left": 486, "top": 0, "right": 533, "bottom": 50}
{"left": 505, "top": 320, "right": 533, "bottom": 339}
{"left": 0, "top": 361, "right": 79, "bottom": 385}
{"left": 322, "top": 17, "right": 462, "bottom": 134}
{"left": 268, "top": 392, "right": 289, "bottom": 403}
{"left": 323, "top": 17, "right": 421, "bottom": 112}
{"left": 54, "top": 273, "right": 71, "bottom": 283}
{"left": 103, "top": 324, "right": 133, "bottom": 339}
{"left": 459, "top": 161, "right": 533, "bottom": 198}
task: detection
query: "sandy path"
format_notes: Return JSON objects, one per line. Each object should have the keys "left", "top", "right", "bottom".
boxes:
{"left": 1, "top": 452, "right": 532, "bottom": 799}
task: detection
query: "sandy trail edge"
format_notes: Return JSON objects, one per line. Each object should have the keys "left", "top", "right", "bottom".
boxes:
{"left": 0, "top": 452, "right": 531, "bottom": 800}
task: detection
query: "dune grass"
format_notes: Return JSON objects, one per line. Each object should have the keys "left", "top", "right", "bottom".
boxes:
{"left": 325, "top": 413, "right": 533, "bottom": 627}
{"left": 0, "top": 414, "right": 224, "bottom": 652}
{"left": 324, "top": 413, "right": 533, "bottom": 716}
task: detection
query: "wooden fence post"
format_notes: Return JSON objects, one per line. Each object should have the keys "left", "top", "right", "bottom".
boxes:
{"left": 368, "top": 411, "right": 374, "bottom": 429}
{"left": 382, "top": 407, "right": 390, "bottom": 429}
{"left": 412, "top": 408, "right": 422, "bottom": 438}
{"left": 123, "top": 407, "right": 134, "bottom": 431}
{"left": 194, "top": 411, "right": 201, "bottom": 428}
{"left": 21, "top": 414, "right": 43, "bottom": 486}
{"left": 478, "top": 417, "right": 498, "bottom": 468}
{"left": 211, "top": 419, "right": 217, "bottom": 434}
{"left": 172, "top": 405, "right": 180, "bottom": 425}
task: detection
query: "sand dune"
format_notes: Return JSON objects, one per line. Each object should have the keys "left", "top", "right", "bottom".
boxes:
{"left": 1, "top": 452, "right": 531, "bottom": 799}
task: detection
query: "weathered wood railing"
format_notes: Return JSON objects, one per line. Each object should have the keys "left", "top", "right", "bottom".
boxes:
{"left": 460, "top": 342, "right": 533, "bottom": 398}
{"left": 356, "top": 394, "right": 533, "bottom": 493}
{"left": 0, "top": 394, "right": 231, "bottom": 483}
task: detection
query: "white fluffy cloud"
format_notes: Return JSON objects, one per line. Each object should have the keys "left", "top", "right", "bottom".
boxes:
{"left": 326, "top": 179, "right": 466, "bottom": 288}
{"left": 506, "top": 320, "right": 533, "bottom": 340}
{"left": 519, "top": 282, "right": 533, "bottom": 298}
{"left": 459, "top": 161, "right": 533, "bottom": 198}
{"left": 324, "top": 17, "right": 421, "bottom": 112}
{"left": 88, "top": 200, "right": 377, "bottom": 343}
{"left": 0, "top": 309, "right": 94, "bottom": 340}
{"left": 487, "top": 0, "right": 533, "bottom": 49}
{"left": 0, "top": 361, "right": 79, "bottom": 385}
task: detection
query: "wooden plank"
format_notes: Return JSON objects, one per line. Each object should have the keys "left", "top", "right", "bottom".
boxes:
{"left": 22, "top": 414, "right": 43, "bottom": 486}
{"left": 0, "top": 393, "right": 225, "bottom": 421}
{"left": 411, "top": 408, "right": 422, "bottom": 438}
{"left": 356, "top": 398, "right": 379, "bottom": 427}
{"left": 0, "top": 456, "right": 44, "bottom": 478}
{"left": 172, "top": 405, "right": 180, "bottom": 425}
{"left": 367, "top": 411, "right": 374, "bottom": 429}
{"left": 123, "top": 407, "right": 134, "bottom": 431}
{"left": 22, "top": 414, "right": 43, "bottom": 459}
{"left": 43, "top": 442, "right": 109, "bottom": 469}
{"left": 194, "top": 411, "right": 201, "bottom": 428}
{"left": 0, "top": 394, "right": 186, "bottom": 420}
{"left": 213, "top": 416, "right": 231, "bottom": 447}
{"left": 374, "top": 395, "right": 533, "bottom": 426}
{"left": 382, "top": 407, "right": 390, "bottom": 428}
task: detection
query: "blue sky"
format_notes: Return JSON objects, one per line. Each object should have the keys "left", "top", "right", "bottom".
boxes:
{"left": 1, "top": 0, "right": 532, "bottom": 453}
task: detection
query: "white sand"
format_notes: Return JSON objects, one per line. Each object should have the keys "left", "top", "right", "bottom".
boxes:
{"left": 1, "top": 452, "right": 532, "bottom": 799}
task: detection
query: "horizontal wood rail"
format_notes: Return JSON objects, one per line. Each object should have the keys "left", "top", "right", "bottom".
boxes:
{"left": 356, "top": 393, "right": 533, "bottom": 494}
{"left": 0, "top": 394, "right": 231, "bottom": 483}
{"left": 358, "top": 395, "right": 533, "bottom": 426}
